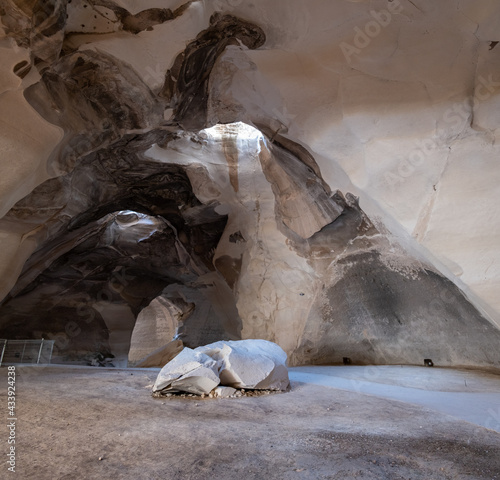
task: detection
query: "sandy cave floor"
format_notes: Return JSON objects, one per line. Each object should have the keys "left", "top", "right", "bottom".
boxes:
{"left": 1, "top": 365, "right": 500, "bottom": 480}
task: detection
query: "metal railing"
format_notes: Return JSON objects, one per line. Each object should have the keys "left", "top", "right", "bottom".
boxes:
{"left": 0, "top": 339, "right": 54, "bottom": 366}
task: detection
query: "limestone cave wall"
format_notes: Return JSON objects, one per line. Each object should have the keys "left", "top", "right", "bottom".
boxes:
{"left": 0, "top": 0, "right": 499, "bottom": 369}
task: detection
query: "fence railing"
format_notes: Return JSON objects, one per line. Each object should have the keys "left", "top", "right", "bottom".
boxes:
{"left": 0, "top": 339, "right": 54, "bottom": 366}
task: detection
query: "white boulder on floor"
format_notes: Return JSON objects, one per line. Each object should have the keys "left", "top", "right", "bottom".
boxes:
{"left": 152, "top": 347, "right": 220, "bottom": 395}
{"left": 152, "top": 339, "right": 290, "bottom": 396}
{"left": 197, "top": 339, "right": 290, "bottom": 391}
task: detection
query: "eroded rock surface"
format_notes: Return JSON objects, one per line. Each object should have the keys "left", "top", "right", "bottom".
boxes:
{"left": 160, "top": 13, "right": 266, "bottom": 129}
{"left": 0, "top": 2, "right": 499, "bottom": 370}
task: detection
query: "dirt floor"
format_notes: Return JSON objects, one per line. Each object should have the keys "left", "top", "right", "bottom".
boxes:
{"left": 1, "top": 365, "right": 500, "bottom": 479}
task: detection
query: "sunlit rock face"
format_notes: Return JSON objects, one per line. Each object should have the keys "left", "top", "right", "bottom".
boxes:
{"left": 0, "top": 0, "right": 499, "bottom": 368}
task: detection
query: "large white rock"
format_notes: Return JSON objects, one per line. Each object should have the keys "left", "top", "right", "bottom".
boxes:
{"left": 152, "top": 340, "right": 290, "bottom": 396}
{"left": 152, "top": 347, "right": 220, "bottom": 395}
{"left": 196, "top": 339, "right": 290, "bottom": 391}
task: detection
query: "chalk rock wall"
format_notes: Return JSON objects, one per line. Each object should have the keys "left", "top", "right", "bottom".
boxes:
{"left": 0, "top": 0, "right": 499, "bottom": 368}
